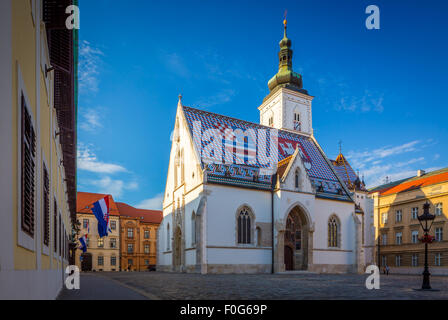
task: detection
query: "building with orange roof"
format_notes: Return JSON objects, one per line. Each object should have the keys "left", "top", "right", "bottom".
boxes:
{"left": 369, "top": 167, "right": 448, "bottom": 274}
{"left": 116, "top": 202, "right": 162, "bottom": 271}
{"left": 75, "top": 192, "right": 121, "bottom": 272}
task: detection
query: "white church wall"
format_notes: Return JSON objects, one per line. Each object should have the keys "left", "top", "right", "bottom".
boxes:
{"left": 205, "top": 184, "right": 272, "bottom": 265}
{"left": 207, "top": 248, "right": 271, "bottom": 265}
{"left": 312, "top": 199, "right": 356, "bottom": 266}
{"left": 183, "top": 189, "right": 203, "bottom": 266}
{"left": 157, "top": 211, "right": 173, "bottom": 267}
{"left": 355, "top": 191, "right": 375, "bottom": 266}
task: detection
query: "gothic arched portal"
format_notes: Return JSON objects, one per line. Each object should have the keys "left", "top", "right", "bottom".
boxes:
{"left": 283, "top": 205, "right": 309, "bottom": 271}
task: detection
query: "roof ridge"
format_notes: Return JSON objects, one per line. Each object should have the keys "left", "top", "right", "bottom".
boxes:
{"left": 369, "top": 167, "right": 448, "bottom": 193}
{"left": 278, "top": 154, "right": 293, "bottom": 166}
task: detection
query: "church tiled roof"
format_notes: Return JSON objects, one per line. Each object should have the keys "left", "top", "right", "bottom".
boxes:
{"left": 277, "top": 155, "right": 293, "bottom": 179}
{"left": 331, "top": 154, "right": 367, "bottom": 192}
{"left": 182, "top": 106, "right": 351, "bottom": 201}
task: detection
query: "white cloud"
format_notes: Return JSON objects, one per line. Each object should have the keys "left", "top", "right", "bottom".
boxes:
{"left": 194, "top": 89, "right": 236, "bottom": 108}
{"left": 79, "top": 40, "right": 104, "bottom": 93}
{"left": 347, "top": 140, "right": 420, "bottom": 170}
{"left": 165, "top": 53, "right": 190, "bottom": 78}
{"left": 344, "top": 139, "right": 439, "bottom": 188}
{"left": 77, "top": 143, "right": 127, "bottom": 174}
{"left": 90, "top": 176, "right": 139, "bottom": 198}
{"left": 79, "top": 108, "right": 103, "bottom": 132}
{"left": 134, "top": 193, "right": 164, "bottom": 210}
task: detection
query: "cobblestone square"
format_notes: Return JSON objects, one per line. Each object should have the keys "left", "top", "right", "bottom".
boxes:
{"left": 59, "top": 272, "right": 448, "bottom": 300}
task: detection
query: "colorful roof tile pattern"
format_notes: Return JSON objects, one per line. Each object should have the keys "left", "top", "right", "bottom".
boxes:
{"left": 182, "top": 106, "right": 350, "bottom": 200}
{"left": 331, "top": 154, "right": 367, "bottom": 191}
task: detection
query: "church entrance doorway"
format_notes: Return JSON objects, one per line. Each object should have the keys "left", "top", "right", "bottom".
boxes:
{"left": 283, "top": 206, "right": 309, "bottom": 270}
{"left": 173, "top": 227, "right": 182, "bottom": 268}
{"left": 284, "top": 245, "right": 294, "bottom": 270}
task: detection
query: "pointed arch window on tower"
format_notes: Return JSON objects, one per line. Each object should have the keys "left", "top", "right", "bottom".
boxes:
{"left": 293, "top": 112, "right": 301, "bottom": 131}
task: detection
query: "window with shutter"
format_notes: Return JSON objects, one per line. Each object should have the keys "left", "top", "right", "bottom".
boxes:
{"left": 21, "top": 97, "right": 36, "bottom": 237}
{"left": 59, "top": 214, "right": 62, "bottom": 256}
{"left": 54, "top": 200, "right": 58, "bottom": 253}
{"left": 43, "top": 165, "right": 50, "bottom": 246}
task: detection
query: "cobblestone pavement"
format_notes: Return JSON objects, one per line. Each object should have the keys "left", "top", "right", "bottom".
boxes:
{"left": 57, "top": 273, "right": 147, "bottom": 300}
{"left": 92, "top": 271, "right": 448, "bottom": 300}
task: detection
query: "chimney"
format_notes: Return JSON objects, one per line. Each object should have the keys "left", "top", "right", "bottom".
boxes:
{"left": 417, "top": 169, "right": 426, "bottom": 177}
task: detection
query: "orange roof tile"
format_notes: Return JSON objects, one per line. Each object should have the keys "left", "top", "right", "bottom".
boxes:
{"left": 277, "top": 155, "right": 293, "bottom": 178}
{"left": 76, "top": 192, "right": 120, "bottom": 216}
{"left": 379, "top": 171, "right": 448, "bottom": 196}
{"left": 116, "top": 202, "right": 163, "bottom": 224}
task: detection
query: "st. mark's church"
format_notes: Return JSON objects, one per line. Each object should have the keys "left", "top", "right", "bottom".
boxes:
{"left": 157, "top": 20, "right": 375, "bottom": 274}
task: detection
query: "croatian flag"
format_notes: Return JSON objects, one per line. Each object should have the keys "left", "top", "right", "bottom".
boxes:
{"left": 92, "top": 196, "right": 111, "bottom": 238}
{"left": 79, "top": 222, "right": 89, "bottom": 253}
{"left": 79, "top": 234, "right": 88, "bottom": 253}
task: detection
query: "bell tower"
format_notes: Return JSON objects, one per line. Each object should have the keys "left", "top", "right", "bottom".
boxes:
{"left": 258, "top": 18, "right": 314, "bottom": 136}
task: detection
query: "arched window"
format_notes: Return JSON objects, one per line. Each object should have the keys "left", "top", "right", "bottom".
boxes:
{"left": 166, "top": 223, "right": 170, "bottom": 250}
{"left": 237, "top": 207, "right": 254, "bottom": 244}
{"left": 294, "top": 112, "right": 300, "bottom": 122}
{"left": 295, "top": 168, "right": 300, "bottom": 189}
{"left": 191, "top": 211, "right": 196, "bottom": 246}
{"left": 328, "top": 215, "right": 340, "bottom": 248}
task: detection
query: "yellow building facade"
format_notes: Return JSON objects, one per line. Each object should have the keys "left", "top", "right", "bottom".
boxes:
{"left": 370, "top": 168, "right": 448, "bottom": 275}
{"left": 0, "top": 0, "right": 77, "bottom": 299}
{"left": 75, "top": 192, "right": 121, "bottom": 272}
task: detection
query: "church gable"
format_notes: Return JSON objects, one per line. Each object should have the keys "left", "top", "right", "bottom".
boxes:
{"left": 279, "top": 147, "right": 314, "bottom": 194}
{"left": 163, "top": 101, "right": 204, "bottom": 209}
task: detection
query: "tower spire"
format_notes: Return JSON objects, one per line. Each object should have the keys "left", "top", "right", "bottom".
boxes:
{"left": 267, "top": 16, "right": 307, "bottom": 95}
{"left": 283, "top": 10, "right": 288, "bottom": 37}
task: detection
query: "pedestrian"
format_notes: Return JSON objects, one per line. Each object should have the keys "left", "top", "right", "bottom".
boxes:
{"left": 385, "top": 265, "right": 390, "bottom": 275}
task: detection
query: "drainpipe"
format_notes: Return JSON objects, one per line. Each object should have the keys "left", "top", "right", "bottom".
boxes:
{"left": 271, "top": 173, "right": 277, "bottom": 274}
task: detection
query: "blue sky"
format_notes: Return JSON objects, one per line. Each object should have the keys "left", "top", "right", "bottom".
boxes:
{"left": 77, "top": 0, "right": 448, "bottom": 209}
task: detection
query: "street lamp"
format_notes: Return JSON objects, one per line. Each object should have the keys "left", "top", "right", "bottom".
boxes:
{"left": 417, "top": 201, "right": 436, "bottom": 290}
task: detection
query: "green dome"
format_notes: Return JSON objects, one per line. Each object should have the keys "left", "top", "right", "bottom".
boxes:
{"left": 266, "top": 21, "right": 307, "bottom": 95}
